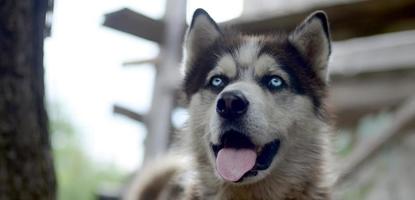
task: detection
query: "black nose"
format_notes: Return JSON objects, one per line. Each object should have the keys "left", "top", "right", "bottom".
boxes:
{"left": 216, "top": 90, "right": 249, "bottom": 119}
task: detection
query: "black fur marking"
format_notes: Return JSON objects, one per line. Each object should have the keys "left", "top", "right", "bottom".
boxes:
{"left": 183, "top": 32, "right": 242, "bottom": 98}
{"left": 183, "top": 43, "right": 221, "bottom": 98}
{"left": 259, "top": 39, "right": 326, "bottom": 110}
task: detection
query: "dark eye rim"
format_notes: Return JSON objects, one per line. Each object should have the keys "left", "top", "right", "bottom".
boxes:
{"left": 261, "top": 75, "right": 286, "bottom": 91}
{"left": 207, "top": 75, "right": 229, "bottom": 91}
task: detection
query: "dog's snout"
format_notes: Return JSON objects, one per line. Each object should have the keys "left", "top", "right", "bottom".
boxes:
{"left": 216, "top": 90, "right": 249, "bottom": 119}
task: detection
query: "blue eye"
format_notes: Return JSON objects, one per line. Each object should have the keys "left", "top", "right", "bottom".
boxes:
{"left": 209, "top": 76, "right": 228, "bottom": 89}
{"left": 267, "top": 76, "right": 284, "bottom": 90}
{"left": 211, "top": 77, "right": 223, "bottom": 87}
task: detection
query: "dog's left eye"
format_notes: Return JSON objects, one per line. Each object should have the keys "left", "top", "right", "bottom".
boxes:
{"left": 264, "top": 75, "right": 285, "bottom": 91}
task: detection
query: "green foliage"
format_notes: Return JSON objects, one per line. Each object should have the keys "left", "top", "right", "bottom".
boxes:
{"left": 49, "top": 103, "right": 127, "bottom": 200}
{"left": 334, "top": 129, "right": 354, "bottom": 157}
{"left": 341, "top": 179, "right": 375, "bottom": 200}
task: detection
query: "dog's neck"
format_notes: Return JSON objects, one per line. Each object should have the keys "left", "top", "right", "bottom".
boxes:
{"left": 194, "top": 168, "right": 331, "bottom": 200}
{"left": 216, "top": 175, "right": 331, "bottom": 200}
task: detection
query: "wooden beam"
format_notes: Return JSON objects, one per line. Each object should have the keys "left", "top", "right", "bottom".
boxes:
{"left": 337, "top": 95, "right": 415, "bottom": 184}
{"left": 143, "top": 0, "right": 186, "bottom": 162}
{"left": 328, "top": 30, "right": 415, "bottom": 127}
{"left": 113, "top": 104, "right": 145, "bottom": 123}
{"left": 331, "top": 70, "right": 415, "bottom": 128}
{"left": 103, "top": 8, "right": 164, "bottom": 43}
{"left": 103, "top": 0, "right": 415, "bottom": 43}
{"left": 226, "top": 0, "right": 415, "bottom": 41}
{"left": 330, "top": 30, "right": 415, "bottom": 75}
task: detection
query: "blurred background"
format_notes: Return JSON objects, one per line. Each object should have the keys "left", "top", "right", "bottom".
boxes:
{"left": 3, "top": 0, "right": 414, "bottom": 199}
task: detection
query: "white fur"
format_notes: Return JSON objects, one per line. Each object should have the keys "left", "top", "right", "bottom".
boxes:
{"left": 236, "top": 38, "right": 261, "bottom": 67}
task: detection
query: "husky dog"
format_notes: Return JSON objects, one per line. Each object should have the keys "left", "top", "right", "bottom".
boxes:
{"left": 125, "top": 8, "right": 335, "bottom": 200}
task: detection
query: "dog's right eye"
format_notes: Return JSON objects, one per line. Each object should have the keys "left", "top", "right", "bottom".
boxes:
{"left": 209, "top": 75, "right": 228, "bottom": 90}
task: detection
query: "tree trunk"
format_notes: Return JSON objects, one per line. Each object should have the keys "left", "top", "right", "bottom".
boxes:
{"left": 0, "top": 0, "right": 56, "bottom": 199}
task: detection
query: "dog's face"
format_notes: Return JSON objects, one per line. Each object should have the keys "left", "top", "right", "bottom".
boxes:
{"left": 182, "top": 9, "right": 331, "bottom": 185}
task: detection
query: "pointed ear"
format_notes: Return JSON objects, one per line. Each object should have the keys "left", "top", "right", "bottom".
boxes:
{"left": 289, "top": 11, "right": 331, "bottom": 82}
{"left": 183, "top": 9, "right": 221, "bottom": 73}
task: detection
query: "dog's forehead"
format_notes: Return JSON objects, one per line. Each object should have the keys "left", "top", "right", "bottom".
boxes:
{"left": 235, "top": 37, "right": 261, "bottom": 68}
{"left": 213, "top": 37, "right": 284, "bottom": 79}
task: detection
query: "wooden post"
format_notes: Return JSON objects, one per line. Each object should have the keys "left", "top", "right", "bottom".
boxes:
{"left": 143, "top": 0, "right": 187, "bottom": 162}
{"left": 337, "top": 95, "right": 415, "bottom": 184}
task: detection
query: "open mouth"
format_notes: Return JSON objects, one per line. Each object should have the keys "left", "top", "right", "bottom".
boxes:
{"left": 211, "top": 130, "right": 281, "bottom": 182}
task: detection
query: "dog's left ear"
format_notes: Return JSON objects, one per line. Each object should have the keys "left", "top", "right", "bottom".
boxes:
{"left": 289, "top": 11, "right": 331, "bottom": 82}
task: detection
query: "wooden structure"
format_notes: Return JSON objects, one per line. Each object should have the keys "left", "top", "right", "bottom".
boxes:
{"left": 104, "top": 0, "right": 415, "bottom": 43}
{"left": 100, "top": 0, "right": 415, "bottom": 198}
{"left": 107, "top": 0, "right": 187, "bottom": 163}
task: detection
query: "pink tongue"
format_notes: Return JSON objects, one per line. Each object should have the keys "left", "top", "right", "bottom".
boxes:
{"left": 216, "top": 148, "right": 257, "bottom": 182}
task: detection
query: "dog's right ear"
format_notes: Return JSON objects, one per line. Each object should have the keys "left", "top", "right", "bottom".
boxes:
{"left": 183, "top": 9, "right": 221, "bottom": 73}
{"left": 289, "top": 11, "right": 331, "bottom": 82}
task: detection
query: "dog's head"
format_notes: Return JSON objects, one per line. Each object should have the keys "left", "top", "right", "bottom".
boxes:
{"left": 182, "top": 9, "right": 332, "bottom": 185}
